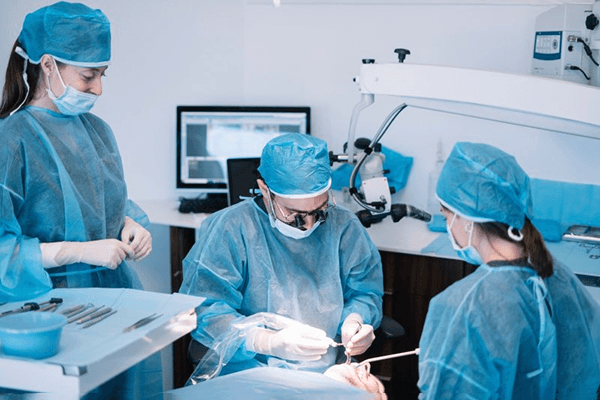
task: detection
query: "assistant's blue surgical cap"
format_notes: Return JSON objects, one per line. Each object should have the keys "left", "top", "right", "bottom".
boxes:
{"left": 258, "top": 133, "right": 332, "bottom": 198}
{"left": 17, "top": 1, "right": 111, "bottom": 67}
{"left": 436, "top": 142, "right": 532, "bottom": 229}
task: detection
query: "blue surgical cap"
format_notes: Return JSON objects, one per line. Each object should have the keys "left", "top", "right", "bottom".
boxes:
{"left": 258, "top": 133, "right": 332, "bottom": 198}
{"left": 17, "top": 2, "right": 111, "bottom": 67}
{"left": 436, "top": 142, "right": 532, "bottom": 229}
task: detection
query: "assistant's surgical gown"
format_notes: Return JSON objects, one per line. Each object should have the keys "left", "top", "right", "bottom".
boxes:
{"left": 418, "top": 261, "right": 600, "bottom": 400}
{"left": 0, "top": 106, "right": 162, "bottom": 399}
{"left": 180, "top": 197, "right": 383, "bottom": 375}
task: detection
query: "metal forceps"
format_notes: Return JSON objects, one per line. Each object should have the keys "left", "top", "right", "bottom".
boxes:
{"left": 123, "top": 313, "right": 163, "bottom": 333}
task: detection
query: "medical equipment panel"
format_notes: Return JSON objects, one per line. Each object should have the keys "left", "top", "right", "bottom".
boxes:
{"left": 532, "top": 4, "right": 598, "bottom": 86}
{"left": 176, "top": 106, "right": 310, "bottom": 197}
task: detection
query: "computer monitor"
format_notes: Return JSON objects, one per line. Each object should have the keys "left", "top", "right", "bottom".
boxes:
{"left": 176, "top": 106, "right": 311, "bottom": 197}
{"left": 227, "top": 157, "right": 262, "bottom": 206}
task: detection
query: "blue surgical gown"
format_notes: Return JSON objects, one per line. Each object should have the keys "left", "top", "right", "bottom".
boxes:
{"left": 0, "top": 106, "right": 162, "bottom": 399}
{"left": 418, "top": 261, "right": 600, "bottom": 399}
{"left": 179, "top": 197, "right": 383, "bottom": 374}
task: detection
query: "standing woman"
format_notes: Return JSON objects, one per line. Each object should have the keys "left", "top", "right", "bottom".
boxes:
{"left": 418, "top": 142, "right": 600, "bottom": 399}
{"left": 0, "top": 2, "right": 161, "bottom": 398}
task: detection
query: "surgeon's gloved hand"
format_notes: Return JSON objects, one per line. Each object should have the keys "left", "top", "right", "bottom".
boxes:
{"left": 246, "top": 324, "right": 331, "bottom": 362}
{"left": 120, "top": 217, "right": 152, "bottom": 261}
{"left": 342, "top": 313, "right": 375, "bottom": 356}
{"left": 40, "top": 240, "right": 135, "bottom": 270}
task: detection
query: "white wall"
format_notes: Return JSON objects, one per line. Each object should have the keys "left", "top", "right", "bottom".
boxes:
{"left": 3, "top": 1, "right": 599, "bottom": 206}
{"left": 2, "top": 0, "right": 600, "bottom": 390}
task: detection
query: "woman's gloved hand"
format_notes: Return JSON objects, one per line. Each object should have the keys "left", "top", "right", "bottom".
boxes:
{"left": 40, "top": 240, "right": 135, "bottom": 269}
{"left": 120, "top": 217, "right": 152, "bottom": 261}
{"left": 246, "top": 323, "right": 331, "bottom": 361}
{"left": 342, "top": 313, "right": 375, "bottom": 356}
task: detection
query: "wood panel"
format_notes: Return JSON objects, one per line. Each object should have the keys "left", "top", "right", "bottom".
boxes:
{"left": 170, "top": 226, "right": 197, "bottom": 389}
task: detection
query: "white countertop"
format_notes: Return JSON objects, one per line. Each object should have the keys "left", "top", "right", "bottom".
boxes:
{"left": 135, "top": 198, "right": 449, "bottom": 259}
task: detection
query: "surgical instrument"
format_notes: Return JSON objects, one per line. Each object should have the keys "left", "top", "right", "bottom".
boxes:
{"left": 345, "top": 321, "right": 362, "bottom": 364}
{"left": 0, "top": 297, "right": 63, "bottom": 317}
{"left": 68, "top": 305, "right": 103, "bottom": 324}
{"left": 37, "top": 298, "right": 63, "bottom": 312}
{"left": 77, "top": 307, "right": 112, "bottom": 324}
{"left": 82, "top": 309, "right": 118, "bottom": 329}
{"left": 355, "top": 348, "right": 420, "bottom": 368}
{"left": 62, "top": 303, "right": 93, "bottom": 318}
{"left": 123, "top": 313, "right": 163, "bottom": 333}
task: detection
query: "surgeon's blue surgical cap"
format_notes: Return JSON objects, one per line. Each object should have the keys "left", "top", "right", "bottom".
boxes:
{"left": 436, "top": 142, "right": 533, "bottom": 230}
{"left": 17, "top": 1, "right": 111, "bottom": 67}
{"left": 258, "top": 133, "right": 332, "bottom": 198}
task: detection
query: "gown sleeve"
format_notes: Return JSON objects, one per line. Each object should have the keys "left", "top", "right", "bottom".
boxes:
{"left": 179, "top": 210, "right": 256, "bottom": 363}
{"left": 0, "top": 142, "right": 52, "bottom": 302}
{"left": 338, "top": 215, "right": 384, "bottom": 330}
{"left": 125, "top": 199, "right": 150, "bottom": 228}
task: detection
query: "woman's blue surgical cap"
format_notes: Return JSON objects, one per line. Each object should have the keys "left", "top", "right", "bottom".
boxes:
{"left": 17, "top": 1, "right": 111, "bottom": 67}
{"left": 258, "top": 133, "right": 332, "bottom": 198}
{"left": 436, "top": 142, "right": 533, "bottom": 229}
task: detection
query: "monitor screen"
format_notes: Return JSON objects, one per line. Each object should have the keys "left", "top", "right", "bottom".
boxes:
{"left": 176, "top": 106, "right": 311, "bottom": 194}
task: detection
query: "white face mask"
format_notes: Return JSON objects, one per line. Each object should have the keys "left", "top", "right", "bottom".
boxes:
{"left": 447, "top": 214, "right": 484, "bottom": 265}
{"left": 46, "top": 58, "right": 98, "bottom": 115}
{"left": 265, "top": 194, "right": 322, "bottom": 239}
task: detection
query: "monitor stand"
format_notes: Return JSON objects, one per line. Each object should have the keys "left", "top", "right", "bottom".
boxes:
{"left": 178, "top": 193, "right": 229, "bottom": 214}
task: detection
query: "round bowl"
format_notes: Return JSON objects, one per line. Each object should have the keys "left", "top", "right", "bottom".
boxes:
{"left": 0, "top": 312, "right": 67, "bottom": 359}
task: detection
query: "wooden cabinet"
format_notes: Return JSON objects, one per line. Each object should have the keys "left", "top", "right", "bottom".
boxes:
{"left": 170, "top": 226, "right": 197, "bottom": 389}
{"left": 359, "top": 251, "right": 476, "bottom": 400}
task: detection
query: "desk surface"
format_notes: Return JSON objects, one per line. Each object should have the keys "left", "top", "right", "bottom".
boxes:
{"left": 135, "top": 199, "right": 600, "bottom": 296}
{"left": 0, "top": 288, "right": 204, "bottom": 399}
{"left": 135, "top": 199, "right": 446, "bottom": 258}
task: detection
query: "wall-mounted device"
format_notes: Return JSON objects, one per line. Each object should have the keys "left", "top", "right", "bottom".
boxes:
{"left": 532, "top": 3, "right": 599, "bottom": 86}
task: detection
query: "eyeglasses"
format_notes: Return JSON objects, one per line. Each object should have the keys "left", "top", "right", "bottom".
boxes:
{"left": 271, "top": 190, "right": 336, "bottom": 229}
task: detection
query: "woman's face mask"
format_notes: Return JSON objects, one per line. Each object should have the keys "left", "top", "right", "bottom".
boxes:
{"left": 447, "top": 213, "right": 484, "bottom": 265}
{"left": 46, "top": 58, "right": 98, "bottom": 115}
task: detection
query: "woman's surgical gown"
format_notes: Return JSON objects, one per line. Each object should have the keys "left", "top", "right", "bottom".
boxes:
{"left": 0, "top": 106, "right": 162, "bottom": 399}
{"left": 418, "top": 261, "right": 600, "bottom": 399}
{"left": 179, "top": 197, "right": 384, "bottom": 375}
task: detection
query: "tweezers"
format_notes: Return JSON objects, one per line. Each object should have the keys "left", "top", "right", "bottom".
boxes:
{"left": 123, "top": 313, "right": 163, "bottom": 333}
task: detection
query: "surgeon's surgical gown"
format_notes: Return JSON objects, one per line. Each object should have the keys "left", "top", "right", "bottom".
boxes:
{"left": 180, "top": 197, "right": 383, "bottom": 374}
{"left": 0, "top": 107, "right": 162, "bottom": 399}
{"left": 418, "top": 262, "right": 600, "bottom": 400}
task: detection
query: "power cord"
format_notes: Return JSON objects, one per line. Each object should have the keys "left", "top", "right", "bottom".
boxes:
{"left": 575, "top": 37, "right": 599, "bottom": 67}
{"left": 566, "top": 65, "right": 591, "bottom": 80}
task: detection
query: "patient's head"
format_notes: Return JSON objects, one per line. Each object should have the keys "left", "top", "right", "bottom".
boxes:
{"left": 324, "top": 362, "right": 387, "bottom": 400}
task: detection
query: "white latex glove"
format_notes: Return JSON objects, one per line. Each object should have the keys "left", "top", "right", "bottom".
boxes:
{"left": 246, "top": 324, "right": 331, "bottom": 361}
{"left": 120, "top": 217, "right": 152, "bottom": 261}
{"left": 40, "top": 240, "right": 135, "bottom": 270}
{"left": 341, "top": 313, "right": 375, "bottom": 356}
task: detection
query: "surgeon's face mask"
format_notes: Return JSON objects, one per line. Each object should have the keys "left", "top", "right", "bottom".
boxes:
{"left": 46, "top": 58, "right": 98, "bottom": 115}
{"left": 447, "top": 214, "right": 484, "bottom": 265}
{"left": 265, "top": 189, "right": 333, "bottom": 239}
